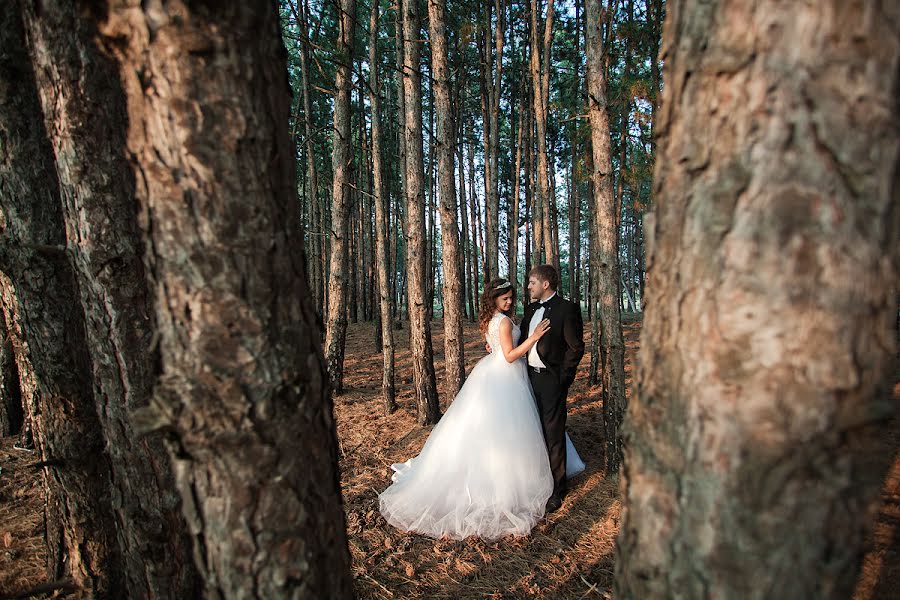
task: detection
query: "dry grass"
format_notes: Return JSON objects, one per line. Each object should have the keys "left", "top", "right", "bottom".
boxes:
{"left": 0, "top": 318, "right": 897, "bottom": 599}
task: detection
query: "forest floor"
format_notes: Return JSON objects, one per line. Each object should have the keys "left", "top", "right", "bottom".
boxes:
{"left": 0, "top": 318, "right": 898, "bottom": 598}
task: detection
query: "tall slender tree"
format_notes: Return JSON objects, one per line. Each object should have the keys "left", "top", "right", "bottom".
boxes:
{"left": 402, "top": 0, "right": 441, "bottom": 424}
{"left": 586, "top": 0, "right": 626, "bottom": 472}
{"left": 323, "top": 0, "right": 357, "bottom": 394}
{"left": 369, "top": 0, "right": 397, "bottom": 414}
{"left": 508, "top": 84, "right": 525, "bottom": 290}
{"left": 616, "top": 0, "right": 899, "bottom": 597}
{"left": 478, "top": 0, "right": 505, "bottom": 280}
{"left": 530, "top": 0, "right": 557, "bottom": 269}
{"left": 428, "top": 0, "right": 466, "bottom": 396}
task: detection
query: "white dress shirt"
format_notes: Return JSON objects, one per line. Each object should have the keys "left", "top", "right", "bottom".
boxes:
{"left": 527, "top": 293, "right": 556, "bottom": 368}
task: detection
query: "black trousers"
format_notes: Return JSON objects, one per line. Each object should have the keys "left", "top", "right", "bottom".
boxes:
{"left": 528, "top": 368, "right": 567, "bottom": 498}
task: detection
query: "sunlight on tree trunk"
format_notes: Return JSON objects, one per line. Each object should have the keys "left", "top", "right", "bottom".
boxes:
{"left": 616, "top": 1, "right": 900, "bottom": 597}
{"left": 97, "top": 2, "right": 354, "bottom": 596}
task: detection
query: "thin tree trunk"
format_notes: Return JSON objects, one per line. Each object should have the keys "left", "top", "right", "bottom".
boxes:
{"left": 428, "top": 0, "right": 466, "bottom": 397}
{"left": 585, "top": 0, "right": 625, "bottom": 474}
{"left": 456, "top": 80, "right": 474, "bottom": 320}
{"left": 522, "top": 74, "right": 534, "bottom": 296}
{"left": 467, "top": 124, "right": 482, "bottom": 298}
{"left": 426, "top": 80, "right": 436, "bottom": 321}
{"left": 569, "top": 0, "right": 582, "bottom": 307}
{"left": 323, "top": 0, "right": 356, "bottom": 394}
{"left": 615, "top": 1, "right": 899, "bottom": 597}
{"left": 402, "top": 0, "right": 441, "bottom": 424}
{"left": 297, "top": 0, "right": 322, "bottom": 316}
{"left": 531, "top": 0, "right": 556, "bottom": 270}
{"left": 509, "top": 85, "right": 524, "bottom": 289}
{"left": 96, "top": 2, "right": 354, "bottom": 596}
{"left": 369, "top": 0, "right": 397, "bottom": 414}
{"left": 547, "top": 128, "right": 561, "bottom": 276}
{"left": 481, "top": 0, "right": 504, "bottom": 281}
{"left": 395, "top": 9, "right": 409, "bottom": 323}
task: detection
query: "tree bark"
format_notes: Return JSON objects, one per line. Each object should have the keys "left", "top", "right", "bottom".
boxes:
{"left": 22, "top": 2, "right": 201, "bottom": 595}
{"left": 96, "top": 2, "right": 354, "bottom": 597}
{"left": 402, "top": 0, "right": 441, "bottom": 424}
{"left": 0, "top": 303, "right": 22, "bottom": 437}
{"left": 323, "top": 0, "right": 356, "bottom": 394}
{"left": 467, "top": 120, "right": 482, "bottom": 305}
{"left": 531, "top": 0, "right": 557, "bottom": 270}
{"left": 456, "top": 82, "right": 474, "bottom": 320}
{"left": 0, "top": 3, "right": 123, "bottom": 593}
{"left": 568, "top": 0, "right": 582, "bottom": 306}
{"left": 509, "top": 84, "right": 524, "bottom": 288}
{"left": 425, "top": 83, "right": 436, "bottom": 321}
{"left": 585, "top": 0, "right": 626, "bottom": 473}
{"left": 297, "top": 0, "right": 322, "bottom": 316}
{"left": 616, "top": 1, "right": 900, "bottom": 598}
{"left": 395, "top": 8, "right": 408, "bottom": 323}
{"left": 369, "top": 1, "right": 397, "bottom": 414}
{"left": 428, "top": 0, "right": 466, "bottom": 397}
{"left": 479, "top": 0, "right": 504, "bottom": 281}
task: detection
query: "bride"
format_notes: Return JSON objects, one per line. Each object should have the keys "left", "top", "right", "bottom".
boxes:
{"left": 379, "top": 278, "right": 584, "bottom": 540}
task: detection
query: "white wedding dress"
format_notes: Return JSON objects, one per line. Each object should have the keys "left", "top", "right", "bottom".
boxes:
{"left": 379, "top": 312, "right": 584, "bottom": 541}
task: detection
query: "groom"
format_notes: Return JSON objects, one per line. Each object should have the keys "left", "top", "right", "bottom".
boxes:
{"left": 521, "top": 265, "right": 584, "bottom": 513}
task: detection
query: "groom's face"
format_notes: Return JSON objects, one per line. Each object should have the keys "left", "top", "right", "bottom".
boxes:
{"left": 527, "top": 276, "right": 549, "bottom": 301}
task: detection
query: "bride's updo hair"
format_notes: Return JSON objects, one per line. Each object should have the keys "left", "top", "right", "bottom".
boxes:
{"left": 479, "top": 278, "right": 515, "bottom": 334}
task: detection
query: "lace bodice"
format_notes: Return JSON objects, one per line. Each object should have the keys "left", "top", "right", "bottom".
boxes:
{"left": 486, "top": 312, "right": 520, "bottom": 353}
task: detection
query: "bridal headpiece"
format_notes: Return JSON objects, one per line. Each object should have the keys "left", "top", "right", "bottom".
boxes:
{"left": 495, "top": 280, "right": 511, "bottom": 289}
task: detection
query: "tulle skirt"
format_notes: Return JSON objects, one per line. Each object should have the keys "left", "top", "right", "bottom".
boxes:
{"left": 379, "top": 353, "right": 554, "bottom": 540}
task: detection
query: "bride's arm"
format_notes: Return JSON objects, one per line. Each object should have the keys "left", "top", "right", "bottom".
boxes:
{"left": 498, "top": 317, "right": 550, "bottom": 364}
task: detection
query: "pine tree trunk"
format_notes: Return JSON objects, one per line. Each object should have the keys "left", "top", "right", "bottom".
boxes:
{"left": 96, "top": 2, "right": 353, "bottom": 596}
{"left": 616, "top": 1, "right": 899, "bottom": 597}
{"left": 456, "top": 88, "right": 474, "bottom": 320}
{"left": 0, "top": 3, "right": 122, "bottom": 593}
{"left": 395, "top": 9, "right": 408, "bottom": 323}
{"left": 0, "top": 303, "right": 22, "bottom": 437}
{"left": 369, "top": 1, "right": 397, "bottom": 415}
{"left": 522, "top": 82, "right": 534, "bottom": 300}
{"left": 585, "top": 0, "right": 625, "bottom": 473}
{"left": 569, "top": 0, "right": 582, "bottom": 307}
{"left": 0, "top": 278, "right": 32, "bottom": 451}
{"left": 509, "top": 87, "right": 524, "bottom": 288}
{"left": 402, "top": 0, "right": 441, "bottom": 425}
{"left": 481, "top": 0, "right": 504, "bottom": 281}
{"left": 425, "top": 84, "right": 436, "bottom": 321}
{"left": 428, "top": 0, "right": 466, "bottom": 397}
{"left": 22, "top": 3, "right": 202, "bottom": 594}
{"left": 323, "top": 0, "right": 356, "bottom": 393}
{"left": 298, "top": 0, "right": 322, "bottom": 316}
{"left": 547, "top": 130, "right": 561, "bottom": 275}
{"left": 467, "top": 124, "right": 482, "bottom": 300}
{"left": 531, "top": 0, "right": 556, "bottom": 270}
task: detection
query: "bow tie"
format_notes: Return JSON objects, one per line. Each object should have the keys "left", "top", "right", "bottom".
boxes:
{"left": 538, "top": 300, "right": 550, "bottom": 307}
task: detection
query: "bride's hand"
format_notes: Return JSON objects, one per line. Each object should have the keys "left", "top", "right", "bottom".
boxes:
{"left": 530, "top": 318, "right": 550, "bottom": 341}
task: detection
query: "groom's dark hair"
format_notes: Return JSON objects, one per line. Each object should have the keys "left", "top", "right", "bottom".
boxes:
{"left": 529, "top": 264, "right": 559, "bottom": 290}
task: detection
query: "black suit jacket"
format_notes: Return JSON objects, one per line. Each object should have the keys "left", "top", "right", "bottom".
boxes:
{"left": 521, "top": 293, "right": 585, "bottom": 388}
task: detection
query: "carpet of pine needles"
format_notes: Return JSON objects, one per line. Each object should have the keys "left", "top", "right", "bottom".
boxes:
{"left": 0, "top": 317, "right": 898, "bottom": 599}
{"left": 0, "top": 436, "right": 45, "bottom": 597}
